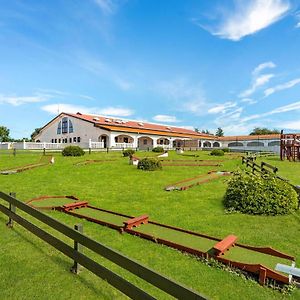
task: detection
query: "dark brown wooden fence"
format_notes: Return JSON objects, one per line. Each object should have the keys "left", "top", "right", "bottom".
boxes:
{"left": 0, "top": 191, "right": 207, "bottom": 300}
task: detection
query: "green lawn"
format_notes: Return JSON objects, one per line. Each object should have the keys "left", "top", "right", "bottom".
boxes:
{"left": 0, "top": 150, "right": 299, "bottom": 299}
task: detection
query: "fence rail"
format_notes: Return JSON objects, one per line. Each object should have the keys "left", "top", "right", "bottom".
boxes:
{"left": 0, "top": 191, "right": 207, "bottom": 300}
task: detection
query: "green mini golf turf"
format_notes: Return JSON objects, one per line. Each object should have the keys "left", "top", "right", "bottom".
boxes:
{"left": 133, "top": 223, "right": 217, "bottom": 252}
{"left": 170, "top": 174, "right": 219, "bottom": 189}
{"left": 223, "top": 245, "right": 292, "bottom": 270}
{"left": 30, "top": 198, "right": 77, "bottom": 208}
{"left": 134, "top": 223, "right": 293, "bottom": 272}
{"left": 71, "top": 207, "right": 129, "bottom": 227}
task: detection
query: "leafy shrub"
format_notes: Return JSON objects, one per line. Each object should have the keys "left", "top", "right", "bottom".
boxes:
{"left": 210, "top": 149, "right": 224, "bottom": 156}
{"left": 62, "top": 146, "right": 85, "bottom": 156}
{"left": 222, "top": 148, "right": 230, "bottom": 153}
{"left": 223, "top": 171, "right": 298, "bottom": 215}
{"left": 123, "top": 149, "right": 135, "bottom": 157}
{"left": 152, "top": 146, "right": 164, "bottom": 153}
{"left": 137, "top": 158, "right": 162, "bottom": 171}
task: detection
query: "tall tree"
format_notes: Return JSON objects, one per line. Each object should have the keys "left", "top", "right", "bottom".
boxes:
{"left": 0, "top": 126, "right": 10, "bottom": 142}
{"left": 31, "top": 128, "right": 41, "bottom": 141}
{"left": 249, "top": 127, "right": 280, "bottom": 135}
{"left": 215, "top": 127, "right": 224, "bottom": 137}
{"left": 194, "top": 127, "right": 199, "bottom": 133}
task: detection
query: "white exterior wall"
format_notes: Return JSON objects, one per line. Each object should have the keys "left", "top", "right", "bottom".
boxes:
{"left": 35, "top": 114, "right": 110, "bottom": 146}
{"left": 221, "top": 139, "right": 280, "bottom": 153}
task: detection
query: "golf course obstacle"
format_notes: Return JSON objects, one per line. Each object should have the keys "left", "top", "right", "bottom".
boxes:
{"left": 280, "top": 130, "right": 300, "bottom": 161}
{"left": 27, "top": 195, "right": 298, "bottom": 286}
{"left": 74, "top": 159, "right": 116, "bottom": 166}
{"left": 165, "top": 171, "right": 231, "bottom": 191}
{"left": 0, "top": 155, "right": 54, "bottom": 175}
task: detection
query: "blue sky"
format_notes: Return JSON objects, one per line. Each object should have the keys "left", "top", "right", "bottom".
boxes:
{"left": 1, "top": 0, "right": 300, "bottom": 138}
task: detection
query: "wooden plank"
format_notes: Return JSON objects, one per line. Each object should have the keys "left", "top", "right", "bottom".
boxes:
{"left": 0, "top": 192, "right": 207, "bottom": 300}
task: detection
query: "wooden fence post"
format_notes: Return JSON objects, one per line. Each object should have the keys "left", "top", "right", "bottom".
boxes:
{"left": 6, "top": 192, "right": 16, "bottom": 228}
{"left": 70, "top": 223, "right": 83, "bottom": 274}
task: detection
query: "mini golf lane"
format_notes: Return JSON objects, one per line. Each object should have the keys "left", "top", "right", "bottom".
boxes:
{"left": 27, "top": 196, "right": 296, "bottom": 286}
{"left": 165, "top": 171, "right": 231, "bottom": 191}
{"left": 0, "top": 155, "right": 53, "bottom": 175}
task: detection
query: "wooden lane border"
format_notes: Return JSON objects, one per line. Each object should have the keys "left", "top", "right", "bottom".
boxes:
{"left": 23, "top": 194, "right": 294, "bottom": 285}
{"left": 0, "top": 191, "right": 207, "bottom": 300}
{"left": 0, "top": 155, "right": 53, "bottom": 174}
{"left": 74, "top": 159, "right": 117, "bottom": 166}
{"left": 161, "top": 163, "right": 221, "bottom": 167}
{"left": 165, "top": 171, "right": 231, "bottom": 191}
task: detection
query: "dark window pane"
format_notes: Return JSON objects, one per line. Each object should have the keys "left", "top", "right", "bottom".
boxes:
{"left": 57, "top": 121, "right": 62, "bottom": 134}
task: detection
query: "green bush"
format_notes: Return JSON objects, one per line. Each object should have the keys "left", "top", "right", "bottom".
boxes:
{"left": 223, "top": 171, "right": 298, "bottom": 215}
{"left": 222, "top": 148, "right": 230, "bottom": 153}
{"left": 210, "top": 149, "right": 224, "bottom": 156}
{"left": 123, "top": 149, "right": 135, "bottom": 157}
{"left": 62, "top": 146, "right": 85, "bottom": 157}
{"left": 152, "top": 146, "right": 164, "bottom": 153}
{"left": 137, "top": 158, "right": 162, "bottom": 171}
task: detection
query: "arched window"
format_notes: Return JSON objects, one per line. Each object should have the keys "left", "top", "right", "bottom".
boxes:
{"left": 247, "top": 141, "right": 264, "bottom": 147}
{"left": 69, "top": 120, "right": 74, "bottom": 133}
{"left": 62, "top": 117, "right": 68, "bottom": 133}
{"left": 57, "top": 121, "right": 62, "bottom": 134}
{"left": 228, "top": 142, "right": 243, "bottom": 147}
{"left": 268, "top": 141, "right": 280, "bottom": 146}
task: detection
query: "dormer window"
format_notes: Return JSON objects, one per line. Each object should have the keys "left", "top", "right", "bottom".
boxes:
{"left": 93, "top": 117, "right": 100, "bottom": 121}
{"left": 138, "top": 122, "right": 144, "bottom": 126}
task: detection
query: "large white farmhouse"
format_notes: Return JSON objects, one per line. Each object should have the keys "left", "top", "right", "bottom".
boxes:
{"left": 35, "top": 112, "right": 216, "bottom": 150}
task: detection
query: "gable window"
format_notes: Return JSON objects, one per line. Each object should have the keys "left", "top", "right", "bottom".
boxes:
{"left": 69, "top": 120, "right": 74, "bottom": 133}
{"left": 57, "top": 121, "right": 62, "bottom": 134}
{"left": 62, "top": 117, "right": 68, "bottom": 133}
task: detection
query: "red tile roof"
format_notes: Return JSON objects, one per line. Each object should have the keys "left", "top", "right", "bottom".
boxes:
{"left": 219, "top": 134, "right": 280, "bottom": 141}
{"left": 66, "top": 112, "right": 215, "bottom": 139}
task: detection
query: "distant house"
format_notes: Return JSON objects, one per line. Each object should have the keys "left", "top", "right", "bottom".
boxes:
{"left": 34, "top": 112, "right": 216, "bottom": 149}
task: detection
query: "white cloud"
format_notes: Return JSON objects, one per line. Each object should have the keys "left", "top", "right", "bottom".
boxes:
{"left": 241, "top": 98, "right": 257, "bottom": 104}
{"left": 264, "top": 78, "right": 300, "bottom": 97}
{"left": 155, "top": 78, "right": 211, "bottom": 115}
{"left": 241, "top": 100, "right": 300, "bottom": 122}
{"left": 0, "top": 94, "right": 48, "bottom": 106}
{"left": 152, "top": 115, "right": 180, "bottom": 123}
{"left": 296, "top": 22, "right": 300, "bottom": 28}
{"left": 78, "top": 54, "right": 134, "bottom": 91}
{"left": 252, "top": 61, "right": 276, "bottom": 76}
{"left": 204, "top": 0, "right": 291, "bottom": 41}
{"left": 93, "top": 0, "right": 116, "bottom": 15}
{"left": 98, "top": 107, "right": 133, "bottom": 116}
{"left": 208, "top": 102, "right": 236, "bottom": 114}
{"left": 281, "top": 120, "right": 300, "bottom": 130}
{"left": 240, "top": 73, "right": 274, "bottom": 97}
{"left": 41, "top": 103, "right": 134, "bottom": 117}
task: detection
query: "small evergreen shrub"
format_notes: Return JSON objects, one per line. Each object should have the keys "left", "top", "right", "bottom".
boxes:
{"left": 210, "top": 149, "right": 225, "bottom": 156}
{"left": 152, "top": 146, "right": 164, "bottom": 153}
{"left": 123, "top": 149, "right": 135, "bottom": 157}
{"left": 62, "top": 146, "right": 85, "bottom": 156}
{"left": 224, "top": 171, "right": 298, "bottom": 215}
{"left": 222, "top": 148, "right": 230, "bottom": 153}
{"left": 137, "top": 158, "right": 162, "bottom": 171}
